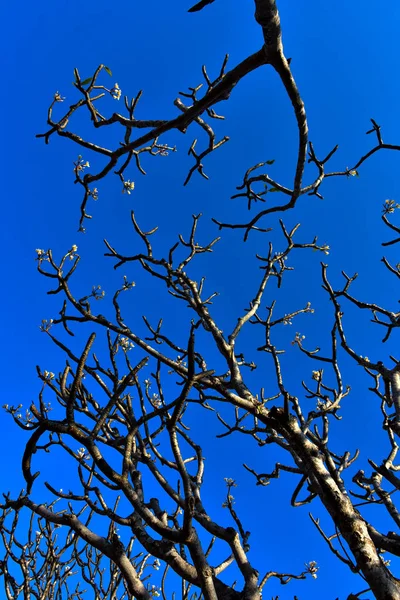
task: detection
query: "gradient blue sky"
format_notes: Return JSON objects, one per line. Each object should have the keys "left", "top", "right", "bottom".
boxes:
{"left": 2, "top": 1, "right": 400, "bottom": 598}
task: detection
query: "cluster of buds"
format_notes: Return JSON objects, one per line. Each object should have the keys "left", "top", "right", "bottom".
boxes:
{"left": 150, "top": 393, "right": 163, "bottom": 408}
{"left": 224, "top": 477, "right": 237, "bottom": 487}
{"left": 40, "top": 319, "right": 54, "bottom": 332}
{"left": 152, "top": 559, "right": 161, "bottom": 571}
{"left": 68, "top": 244, "right": 78, "bottom": 260}
{"left": 76, "top": 447, "right": 89, "bottom": 461}
{"left": 43, "top": 371, "right": 55, "bottom": 380}
{"left": 152, "top": 142, "right": 176, "bottom": 157}
{"left": 222, "top": 495, "right": 235, "bottom": 508}
{"left": 122, "top": 180, "right": 135, "bottom": 194}
{"left": 3, "top": 403, "right": 22, "bottom": 416}
{"left": 110, "top": 83, "right": 121, "bottom": 100}
{"left": 92, "top": 285, "right": 105, "bottom": 300}
{"left": 119, "top": 337, "right": 134, "bottom": 352}
{"left": 168, "top": 355, "right": 188, "bottom": 374}
{"left": 383, "top": 199, "right": 400, "bottom": 214}
{"left": 54, "top": 91, "right": 65, "bottom": 102}
{"left": 304, "top": 561, "right": 319, "bottom": 579}
{"left": 292, "top": 332, "right": 306, "bottom": 345}
{"left": 122, "top": 275, "right": 136, "bottom": 291}
{"left": 222, "top": 477, "right": 237, "bottom": 508}
{"left": 20, "top": 408, "right": 35, "bottom": 424}
{"left": 74, "top": 156, "right": 90, "bottom": 173}
{"left": 35, "top": 248, "right": 49, "bottom": 262}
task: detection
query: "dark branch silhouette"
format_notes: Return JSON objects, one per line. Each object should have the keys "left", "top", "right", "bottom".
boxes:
{"left": 3, "top": 1, "right": 400, "bottom": 599}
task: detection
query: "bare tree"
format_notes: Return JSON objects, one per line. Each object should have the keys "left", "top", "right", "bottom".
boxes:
{"left": 2, "top": 1, "right": 400, "bottom": 599}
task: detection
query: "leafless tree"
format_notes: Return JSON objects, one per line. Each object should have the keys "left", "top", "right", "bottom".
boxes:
{"left": 2, "top": 1, "right": 400, "bottom": 599}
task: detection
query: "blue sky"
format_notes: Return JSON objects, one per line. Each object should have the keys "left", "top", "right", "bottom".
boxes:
{"left": 2, "top": 0, "right": 400, "bottom": 598}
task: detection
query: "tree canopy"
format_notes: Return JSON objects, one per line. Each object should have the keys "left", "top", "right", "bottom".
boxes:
{"left": 2, "top": 1, "right": 400, "bottom": 599}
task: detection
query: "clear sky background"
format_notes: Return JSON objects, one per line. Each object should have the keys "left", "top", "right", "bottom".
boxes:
{"left": 2, "top": 1, "right": 400, "bottom": 598}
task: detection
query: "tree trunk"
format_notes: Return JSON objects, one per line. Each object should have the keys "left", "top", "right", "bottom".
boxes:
{"left": 268, "top": 408, "right": 400, "bottom": 599}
